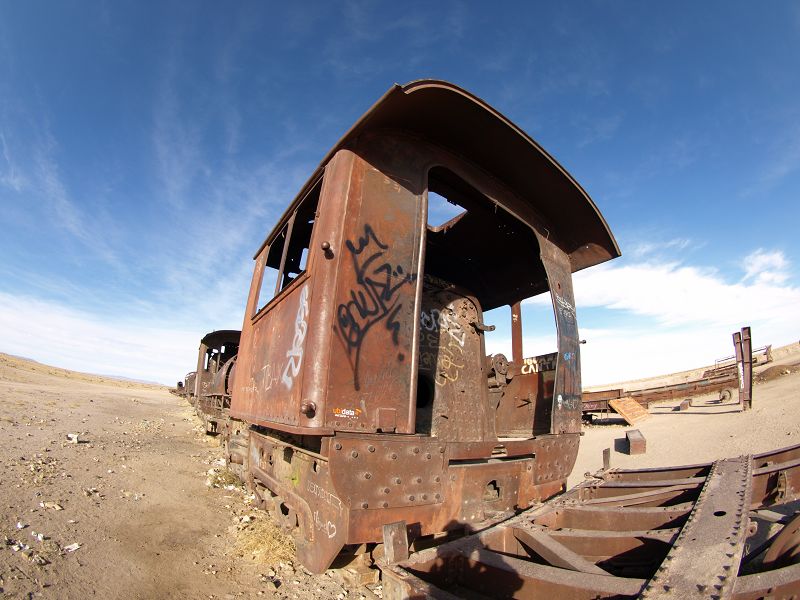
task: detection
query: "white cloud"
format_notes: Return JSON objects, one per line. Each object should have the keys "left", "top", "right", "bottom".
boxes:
{"left": 579, "top": 324, "right": 747, "bottom": 387}
{"left": 515, "top": 248, "right": 800, "bottom": 386}
{"left": 742, "top": 248, "right": 790, "bottom": 285}
{"left": 572, "top": 253, "right": 799, "bottom": 329}
{"left": 0, "top": 291, "right": 200, "bottom": 385}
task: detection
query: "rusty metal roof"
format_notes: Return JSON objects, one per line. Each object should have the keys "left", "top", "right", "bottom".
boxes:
{"left": 259, "top": 80, "right": 620, "bottom": 273}
{"left": 199, "top": 330, "right": 241, "bottom": 347}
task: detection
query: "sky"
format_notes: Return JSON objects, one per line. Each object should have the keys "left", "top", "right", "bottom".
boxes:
{"left": 0, "top": 1, "right": 798, "bottom": 386}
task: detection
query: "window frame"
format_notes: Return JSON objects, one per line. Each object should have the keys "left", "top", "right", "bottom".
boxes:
{"left": 250, "top": 176, "right": 322, "bottom": 321}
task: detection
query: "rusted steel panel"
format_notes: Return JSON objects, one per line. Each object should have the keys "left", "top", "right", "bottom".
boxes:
{"left": 536, "top": 234, "right": 582, "bottom": 435}
{"left": 418, "top": 281, "right": 490, "bottom": 441}
{"left": 231, "top": 279, "right": 313, "bottom": 428}
{"left": 321, "top": 434, "right": 573, "bottom": 548}
{"left": 498, "top": 354, "right": 556, "bottom": 436}
{"left": 247, "top": 430, "right": 348, "bottom": 573}
{"left": 496, "top": 372, "right": 545, "bottom": 436}
{"left": 324, "top": 153, "right": 424, "bottom": 434}
{"left": 329, "top": 435, "right": 446, "bottom": 512}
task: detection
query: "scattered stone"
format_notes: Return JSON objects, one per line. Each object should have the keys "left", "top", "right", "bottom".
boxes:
{"left": 39, "top": 501, "right": 63, "bottom": 511}
{"left": 62, "top": 543, "right": 81, "bottom": 553}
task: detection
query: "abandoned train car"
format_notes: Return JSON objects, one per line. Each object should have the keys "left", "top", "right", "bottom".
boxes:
{"left": 213, "top": 80, "right": 620, "bottom": 573}
{"left": 191, "top": 329, "right": 240, "bottom": 432}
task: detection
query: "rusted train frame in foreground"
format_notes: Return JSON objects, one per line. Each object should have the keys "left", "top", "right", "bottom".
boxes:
{"left": 382, "top": 442, "right": 800, "bottom": 598}
{"left": 223, "top": 80, "right": 620, "bottom": 574}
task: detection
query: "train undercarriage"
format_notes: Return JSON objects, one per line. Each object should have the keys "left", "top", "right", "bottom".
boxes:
{"left": 379, "top": 442, "right": 800, "bottom": 598}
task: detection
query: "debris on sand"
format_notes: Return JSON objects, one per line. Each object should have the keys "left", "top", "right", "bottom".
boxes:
{"left": 206, "top": 468, "right": 241, "bottom": 489}
{"left": 62, "top": 543, "right": 81, "bottom": 553}
{"left": 235, "top": 513, "right": 296, "bottom": 565}
{"left": 39, "top": 501, "right": 63, "bottom": 511}
{"left": 755, "top": 364, "right": 798, "bottom": 383}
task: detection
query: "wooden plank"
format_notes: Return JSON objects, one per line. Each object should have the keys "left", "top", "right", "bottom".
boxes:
{"left": 609, "top": 397, "right": 650, "bottom": 425}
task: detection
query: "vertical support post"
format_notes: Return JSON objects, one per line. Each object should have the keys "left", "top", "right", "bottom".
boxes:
{"left": 511, "top": 302, "right": 523, "bottom": 365}
{"left": 534, "top": 233, "right": 581, "bottom": 435}
{"left": 603, "top": 447, "right": 611, "bottom": 471}
{"left": 741, "top": 326, "right": 753, "bottom": 410}
{"left": 733, "top": 331, "right": 744, "bottom": 409}
{"left": 733, "top": 328, "right": 754, "bottom": 411}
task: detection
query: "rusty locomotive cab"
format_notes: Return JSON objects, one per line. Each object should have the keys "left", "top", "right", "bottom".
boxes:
{"left": 225, "top": 81, "right": 619, "bottom": 573}
{"left": 191, "top": 329, "right": 240, "bottom": 434}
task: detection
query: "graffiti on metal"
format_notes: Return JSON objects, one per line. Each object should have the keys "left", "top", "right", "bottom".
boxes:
{"left": 336, "top": 224, "right": 414, "bottom": 389}
{"left": 520, "top": 353, "right": 558, "bottom": 375}
{"left": 282, "top": 285, "right": 309, "bottom": 390}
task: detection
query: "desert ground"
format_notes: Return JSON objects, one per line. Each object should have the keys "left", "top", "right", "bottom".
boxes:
{"left": 1, "top": 343, "right": 799, "bottom": 599}
{"left": 571, "top": 341, "right": 800, "bottom": 486}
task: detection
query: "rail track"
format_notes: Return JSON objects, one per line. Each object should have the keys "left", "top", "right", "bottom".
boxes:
{"left": 381, "top": 442, "right": 800, "bottom": 599}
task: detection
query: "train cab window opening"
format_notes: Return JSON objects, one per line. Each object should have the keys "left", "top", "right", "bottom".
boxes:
{"left": 253, "top": 178, "right": 321, "bottom": 316}
{"left": 420, "top": 167, "right": 558, "bottom": 434}
{"left": 427, "top": 189, "right": 466, "bottom": 228}
{"left": 204, "top": 349, "right": 218, "bottom": 371}
{"left": 424, "top": 166, "right": 546, "bottom": 306}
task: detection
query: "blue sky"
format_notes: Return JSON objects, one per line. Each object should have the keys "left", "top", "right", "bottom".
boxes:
{"left": 1, "top": 1, "right": 798, "bottom": 385}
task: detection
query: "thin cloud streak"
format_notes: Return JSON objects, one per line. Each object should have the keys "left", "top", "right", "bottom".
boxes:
{"left": 0, "top": 132, "right": 26, "bottom": 191}
{"left": 1, "top": 114, "right": 123, "bottom": 268}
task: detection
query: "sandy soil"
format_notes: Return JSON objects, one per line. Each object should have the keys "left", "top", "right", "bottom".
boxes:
{"left": 1, "top": 345, "right": 798, "bottom": 598}
{"left": 571, "top": 343, "right": 800, "bottom": 486}
{"left": 0, "top": 354, "right": 360, "bottom": 600}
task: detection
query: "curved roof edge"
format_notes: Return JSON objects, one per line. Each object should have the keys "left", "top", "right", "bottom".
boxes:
{"left": 200, "top": 330, "right": 241, "bottom": 346}
{"left": 265, "top": 80, "right": 620, "bottom": 271}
